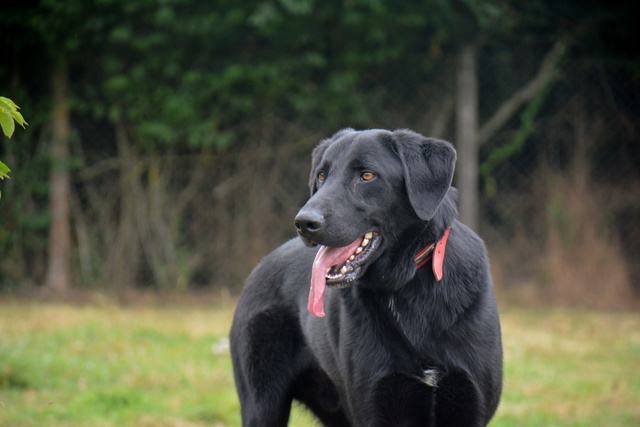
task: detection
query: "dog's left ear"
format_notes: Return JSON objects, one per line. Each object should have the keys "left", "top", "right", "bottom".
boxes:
{"left": 393, "top": 130, "right": 456, "bottom": 221}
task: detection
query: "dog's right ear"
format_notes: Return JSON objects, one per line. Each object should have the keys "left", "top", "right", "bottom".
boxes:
{"left": 308, "top": 128, "right": 355, "bottom": 195}
{"left": 393, "top": 130, "right": 457, "bottom": 221}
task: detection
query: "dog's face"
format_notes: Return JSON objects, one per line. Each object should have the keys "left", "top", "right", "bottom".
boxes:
{"left": 294, "top": 129, "right": 456, "bottom": 317}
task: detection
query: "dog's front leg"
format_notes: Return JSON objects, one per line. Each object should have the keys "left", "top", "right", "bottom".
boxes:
{"left": 231, "top": 309, "right": 300, "bottom": 427}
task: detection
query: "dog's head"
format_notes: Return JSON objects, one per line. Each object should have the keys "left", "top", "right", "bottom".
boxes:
{"left": 294, "top": 129, "right": 457, "bottom": 317}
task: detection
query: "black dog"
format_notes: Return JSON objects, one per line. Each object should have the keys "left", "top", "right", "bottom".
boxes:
{"left": 230, "top": 129, "right": 503, "bottom": 426}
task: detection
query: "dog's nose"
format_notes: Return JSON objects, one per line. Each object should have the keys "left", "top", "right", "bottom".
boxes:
{"left": 294, "top": 211, "right": 325, "bottom": 236}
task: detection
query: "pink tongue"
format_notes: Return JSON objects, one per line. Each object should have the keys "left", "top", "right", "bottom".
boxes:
{"left": 309, "top": 238, "right": 364, "bottom": 317}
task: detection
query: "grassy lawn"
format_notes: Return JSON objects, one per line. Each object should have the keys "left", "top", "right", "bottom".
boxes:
{"left": 0, "top": 298, "right": 638, "bottom": 426}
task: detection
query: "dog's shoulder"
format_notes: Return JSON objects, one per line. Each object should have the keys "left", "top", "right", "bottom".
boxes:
{"left": 239, "top": 237, "right": 316, "bottom": 309}
{"left": 253, "top": 237, "right": 316, "bottom": 279}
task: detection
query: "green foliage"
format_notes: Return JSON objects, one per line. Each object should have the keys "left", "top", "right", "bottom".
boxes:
{"left": 1, "top": 0, "right": 633, "bottom": 290}
{"left": 0, "top": 161, "right": 9, "bottom": 182}
{"left": 66, "top": 0, "right": 510, "bottom": 150}
{"left": 0, "top": 97, "right": 28, "bottom": 140}
{"left": 0, "top": 0, "right": 511, "bottom": 153}
{"left": 0, "top": 96, "right": 28, "bottom": 198}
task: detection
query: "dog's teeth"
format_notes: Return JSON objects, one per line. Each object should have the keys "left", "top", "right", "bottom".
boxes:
{"left": 364, "top": 232, "right": 373, "bottom": 239}
{"left": 349, "top": 255, "right": 355, "bottom": 261}
{"left": 362, "top": 238, "right": 369, "bottom": 247}
{"left": 327, "top": 267, "right": 331, "bottom": 274}
{"left": 355, "top": 247, "right": 363, "bottom": 254}
{"left": 340, "top": 266, "right": 348, "bottom": 274}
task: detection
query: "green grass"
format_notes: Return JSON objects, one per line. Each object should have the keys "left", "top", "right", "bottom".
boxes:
{"left": 0, "top": 299, "right": 638, "bottom": 426}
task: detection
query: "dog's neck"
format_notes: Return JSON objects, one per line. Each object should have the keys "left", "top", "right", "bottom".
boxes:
{"left": 410, "top": 187, "right": 457, "bottom": 265}
{"left": 425, "top": 187, "right": 458, "bottom": 238}
{"left": 413, "top": 226, "right": 451, "bottom": 280}
{"left": 359, "top": 188, "right": 458, "bottom": 293}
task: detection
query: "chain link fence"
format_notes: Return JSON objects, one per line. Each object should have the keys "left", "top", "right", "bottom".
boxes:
{"left": 68, "top": 51, "right": 640, "bottom": 307}
{"left": 379, "top": 50, "right": 640, "bottom": 308}
{"left": 474, "top": 54, "right": 639, "bottom": 307}
{"left": 2, "top": 36, "right": 639, "bottom": 309}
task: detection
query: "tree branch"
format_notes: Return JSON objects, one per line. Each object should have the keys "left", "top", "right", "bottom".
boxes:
{"left": 478, "top": 37, "right": 570, "bottom": 146}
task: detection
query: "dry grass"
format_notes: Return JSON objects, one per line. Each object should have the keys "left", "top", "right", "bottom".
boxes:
{"left": 541, "top": 166, "right": 636, "bottom": 309}
{"left": 491, "top": 162, "right": 639, "bottom": 311}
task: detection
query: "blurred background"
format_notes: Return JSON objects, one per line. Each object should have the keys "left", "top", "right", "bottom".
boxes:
{"left": 1, "top": 0, "right": 639, "bottom": 309}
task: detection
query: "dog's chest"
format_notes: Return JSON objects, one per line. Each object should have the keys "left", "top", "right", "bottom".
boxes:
{"left": 307, "top": 293, "right": 436, "bottom": 379}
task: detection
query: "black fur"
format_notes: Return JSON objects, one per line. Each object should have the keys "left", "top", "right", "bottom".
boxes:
{"left": 230, "top": 129, "right": 503, "bottom": 426}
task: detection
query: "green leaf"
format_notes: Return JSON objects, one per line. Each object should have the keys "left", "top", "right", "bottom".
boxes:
{"left": 0, "top": 97, "right": 18, "bottom": 110}
{"left": 0, "top": 97, "right": 28, "bottom": 138}
{"left": 11, "top": 109, "right": 28, "bottom": 129}
{"left": 0, "top": 160, "right": 10, "bottom": 180}
{"left": 0, "top": 109, "right": 15, "bottom": 138}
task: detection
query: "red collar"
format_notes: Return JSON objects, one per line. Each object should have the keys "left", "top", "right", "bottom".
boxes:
{"left": 413, "top": 226, "right": 451, "bottom": 281}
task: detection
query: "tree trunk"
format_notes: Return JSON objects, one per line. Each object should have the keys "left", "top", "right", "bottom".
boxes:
{"left": 104, "top": 121, "right": 139, "bottom": 291}
{"left": 456, "top": 44, "right": 479, "bottom": 232}
{"left": 45, "top": 60, "right": 71, "bottom": 294}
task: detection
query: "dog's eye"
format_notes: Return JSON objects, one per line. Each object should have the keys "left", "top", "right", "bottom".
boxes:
{"left": 318, "top": 172, "right": 325, "bottom": 183}
{"left": 361, "top": 172, "right": 375, "bottom": 181}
